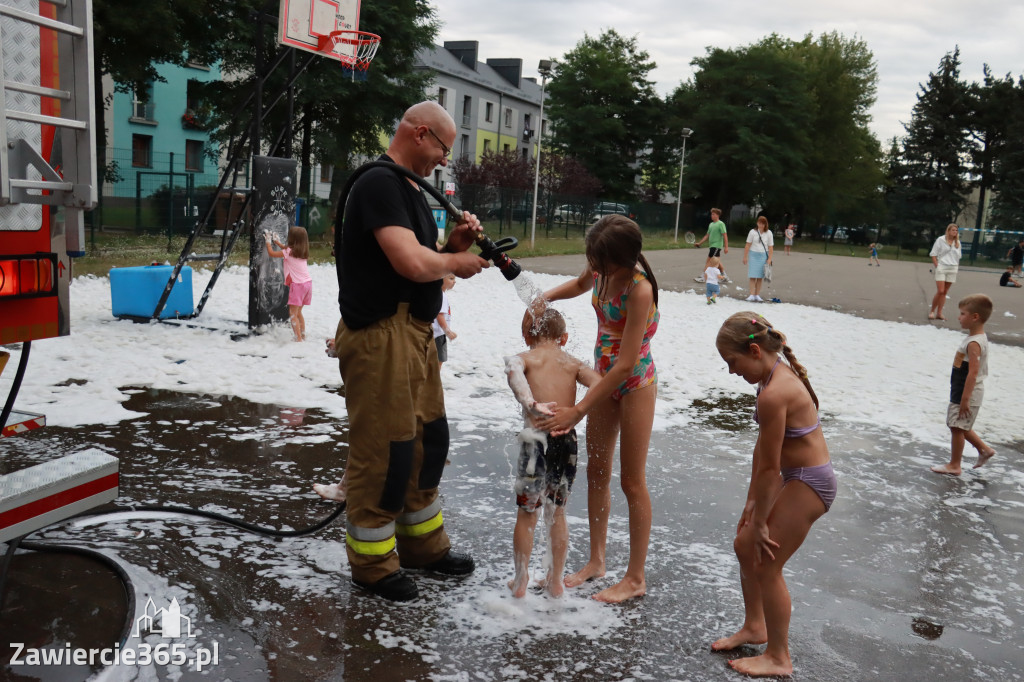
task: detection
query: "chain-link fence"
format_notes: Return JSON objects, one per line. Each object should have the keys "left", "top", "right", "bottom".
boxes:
{"left": 454, "top": 184, "right": 698, "bottom": 239}
{"left": 91, "top": 147, "right": 337, "bottom": 240}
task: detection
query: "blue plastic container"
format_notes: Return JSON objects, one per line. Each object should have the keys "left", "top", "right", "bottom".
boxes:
{"left": 110, "top": 265, "right": 194, "bottom": 319}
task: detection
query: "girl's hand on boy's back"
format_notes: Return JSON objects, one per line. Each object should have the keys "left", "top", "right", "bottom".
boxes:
{"left": 535, "top": 405, "right": 582, "bottom": 436}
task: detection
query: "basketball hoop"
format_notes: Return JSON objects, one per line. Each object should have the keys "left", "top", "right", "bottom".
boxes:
{"left": 317, "top": 30, "right": 381, "bottom": 71}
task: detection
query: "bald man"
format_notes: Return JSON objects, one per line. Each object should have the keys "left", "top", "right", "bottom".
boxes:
{"left": 333, "top": 101, "right": 488, "bottom": 601}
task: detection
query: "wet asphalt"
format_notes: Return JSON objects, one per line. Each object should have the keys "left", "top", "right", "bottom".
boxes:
{"left": 2, "top": 386, "right": 1023, "bottom": 681}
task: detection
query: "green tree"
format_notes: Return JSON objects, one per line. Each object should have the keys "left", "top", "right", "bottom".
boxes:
{"left": 975, "top": 72, "right": 1024, "bottom": 233}
{"left": 887, "top": 48, "right": 972, "bottom": 243}
{"left": 546, "top": 30, "right": 658, "bottom": 198}
{"left": 673, "top": 41, "right": 815, "bottom": 214}
{"left": 786, "top": 32, "right": 885, "bottom": 229}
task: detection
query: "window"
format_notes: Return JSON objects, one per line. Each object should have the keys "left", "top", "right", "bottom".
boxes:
{"left": 503, "top": 143, "right": 510, "bottom": 152}
{"left": 483, "top": 138, "right": 491, "bottom": 152}
{"left": 132, "top": 84, "right": 154, "bottom": 121}
{"left": 462, "top": 95, "right": 472, "bottom": 126}
{"left": 433, "top": 169, "right": 443, "bottom": 189}
{"left": 485, "top": 102, "right": 493, "bottom": 122}
{"left": 185, "top": 140, "right": 204, "bottom": 172}
{"left": 131, "top": 134, "right": 152, "bottom": 167}
{"left": 320, "top": 164, "right": 332, "bottom": 183}
{"left": 524, "top": 113, "right": 532, "bottom": 134}
{"left": 504, "top": 107, "right": 512, "bottom": 128}
{"left": 522, "top": 148, "right": 528, "bottom": 161}
{"left": 438, "top": 87, "right": 447, "bottom": 108}
{"left": 460, "top": 134, "right": 470, "bottom": 158}
{"left": 186, "top": 80, "right": 202, "bottom": 114}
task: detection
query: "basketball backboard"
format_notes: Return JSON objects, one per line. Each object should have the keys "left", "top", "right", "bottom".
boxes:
{"left": 278, "top": 0, "right": 361, "bottom": 63}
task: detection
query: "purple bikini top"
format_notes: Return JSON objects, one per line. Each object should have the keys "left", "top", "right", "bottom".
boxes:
{"left": 753, "top": 357, "right": 821, "bottom": 438}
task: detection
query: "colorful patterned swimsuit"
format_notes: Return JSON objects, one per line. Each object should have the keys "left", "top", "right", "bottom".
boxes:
{"left": 592, "top": 270, "right": 659, "bottom": 401}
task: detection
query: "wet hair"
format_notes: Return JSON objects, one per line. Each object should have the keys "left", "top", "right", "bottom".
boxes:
{"left": 958, "top": 293, "right": 993, "bottom": 322}
{"left": 585, "top": 215, "right": 659, "bottom": 306}
{"left": 710, "top": 208, "right": 721, "bottom": 218}
{"left": 757, "top": 216, "right": 769, "bottom": 232}
{"left": 522, "top": 306, "right": 566, "bottom": 343}
{"left": 287, "top": 225, "right": 310, "bottom": 259}
{"left": 716, "top": 311, "right": 819, "bottom": 409}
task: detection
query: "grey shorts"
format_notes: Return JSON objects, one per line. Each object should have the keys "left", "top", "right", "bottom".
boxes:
{"left": 946, "top": 400, "right": 981, "bottom": 431}
{"left": 434, "top": 335, "right": 447, "bottom": 362}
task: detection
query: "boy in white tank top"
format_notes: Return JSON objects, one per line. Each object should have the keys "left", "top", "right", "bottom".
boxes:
{"left": 931, "top": 294, "right": 997, "bottom": 475}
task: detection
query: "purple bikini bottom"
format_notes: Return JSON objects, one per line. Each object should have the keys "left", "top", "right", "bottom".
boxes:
{"left": 781, "top": 461, "right": 837, "bottom": 512}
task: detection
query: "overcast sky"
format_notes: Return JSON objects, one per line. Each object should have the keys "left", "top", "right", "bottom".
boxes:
{"left": 428, "top": 0, "right": 1024, "bottom": 144}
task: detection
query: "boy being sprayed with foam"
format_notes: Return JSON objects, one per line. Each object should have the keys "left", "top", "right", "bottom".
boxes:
{"left": 504, "top": 305, "right": 600, "bottom": 597}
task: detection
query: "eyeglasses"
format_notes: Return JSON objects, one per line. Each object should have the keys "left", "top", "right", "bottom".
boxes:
{"left": 426, "top": 127, "right": 451, "bottom": 158}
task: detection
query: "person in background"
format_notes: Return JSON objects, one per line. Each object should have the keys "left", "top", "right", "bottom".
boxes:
{"left": 266, "top": 225, "right": 312, "bottom": 341}
{"left": 1000, "top": 266, "right": 1022, "bottom": 288}
{"left": 743, "top": 216, "right": 774, "bottom": 302}
{"left": 695, "top": 208, "right": 729, "bottom": 283}
{"left": 928, "top": 223, "right": 961, "bottom": 321}
{"left": 432, "top": 273, "right": 457, "bottom": 369}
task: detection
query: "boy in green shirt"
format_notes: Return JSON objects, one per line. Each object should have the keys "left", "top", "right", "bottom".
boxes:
{"left": 695, "top": 208, "right": 729, "bottom": 283}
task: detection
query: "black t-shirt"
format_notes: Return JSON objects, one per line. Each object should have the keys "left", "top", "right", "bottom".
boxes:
{"left": 1001, "top": 270, "right": 1012, "bottom": 286}
{"left": 336, "top": 155, "right": 442, "bottom": 329}
{"left": 1012, "top": 244, "right": 1023, "bottom": 265}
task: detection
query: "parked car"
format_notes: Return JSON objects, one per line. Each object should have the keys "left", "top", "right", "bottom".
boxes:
{"left": 553, "top": 204, "right": 584, "bottom": 222}
{"left": 592, "top": 202, "right": 632, "bottom": 220}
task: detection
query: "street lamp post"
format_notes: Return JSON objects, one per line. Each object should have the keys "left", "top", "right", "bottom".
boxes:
{"left": 530, "top": 59, "right": 553, "bottom": 249}
{"left": 673, "top": 127, "right": 693, "bottom": 243}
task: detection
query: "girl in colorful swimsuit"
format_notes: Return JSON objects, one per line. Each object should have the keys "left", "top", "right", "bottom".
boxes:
{"left": 711, "top": 312, "right": 836, "bottom": 677}
{"left": 536, "top": 215, "right": 659, "bottom": 604}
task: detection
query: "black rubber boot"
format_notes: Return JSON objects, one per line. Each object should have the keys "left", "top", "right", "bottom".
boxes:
{"left": 352, "top": 570, "right": 419, "bottom": 602}
{"left": 420, "top": 549, "right": 475, "bottom": 576}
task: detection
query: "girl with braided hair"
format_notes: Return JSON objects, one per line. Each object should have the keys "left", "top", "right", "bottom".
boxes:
{"left": 711, "top": 312, "right": 836, "bottom": 677}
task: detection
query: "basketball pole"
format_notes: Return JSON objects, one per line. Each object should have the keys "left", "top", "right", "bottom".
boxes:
{"left": 673, "top": 127, "right": 693, "bottom": 244}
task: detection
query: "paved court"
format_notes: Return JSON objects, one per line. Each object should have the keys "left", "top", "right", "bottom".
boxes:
{"left": 517, "top": 248, "right": 1024, "bottom": 347}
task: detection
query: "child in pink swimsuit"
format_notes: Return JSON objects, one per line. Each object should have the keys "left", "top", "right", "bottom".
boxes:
{"left": 266, "top": 225, "right": 312, "bottom": 341}
{"left": 536, "top": 215, "right": 659, "bottom": 604}
{"left": 712, "top": 312, "right": 835, "bottom": 677}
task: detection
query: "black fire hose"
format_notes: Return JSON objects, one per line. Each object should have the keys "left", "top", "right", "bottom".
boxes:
{"left": 336, "top": 161, "right": 522, "bottom": 280}
{"left": 0, "top": 341, "right": 30, "bottom": 435}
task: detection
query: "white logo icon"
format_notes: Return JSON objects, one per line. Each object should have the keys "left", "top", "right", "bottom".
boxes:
{"left": 133, "top": 597, "right": 195, "bottom": 639}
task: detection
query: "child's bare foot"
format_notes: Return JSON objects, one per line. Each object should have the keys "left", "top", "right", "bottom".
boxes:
{"left": 325, "top": 339, "right": 338, "bottom": 358}
{"left": 930, "top": 464, "right": 961, "bottom": 476}
{"left": 728, "top": 653, "right": 793, "bottom": 677}
{"left": 564, "top": 561, "right": 605, "bottom": 588}
{"left": 592, "top": 576, "right": 645, "bottom": 603}
{"left": 711, "top": 625, "right": 768, "bottom": 651}
{"left": 973, "top": 449, "right": 996, "bottom": 469}
{"left": 313, "top": 483, "right": 346, "bottom": 502}
{"left": 508, "top": 574, "right": 529, "bottom": 598}
{"left": 537, "top": 574, "right": 565, "bottom": 598}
